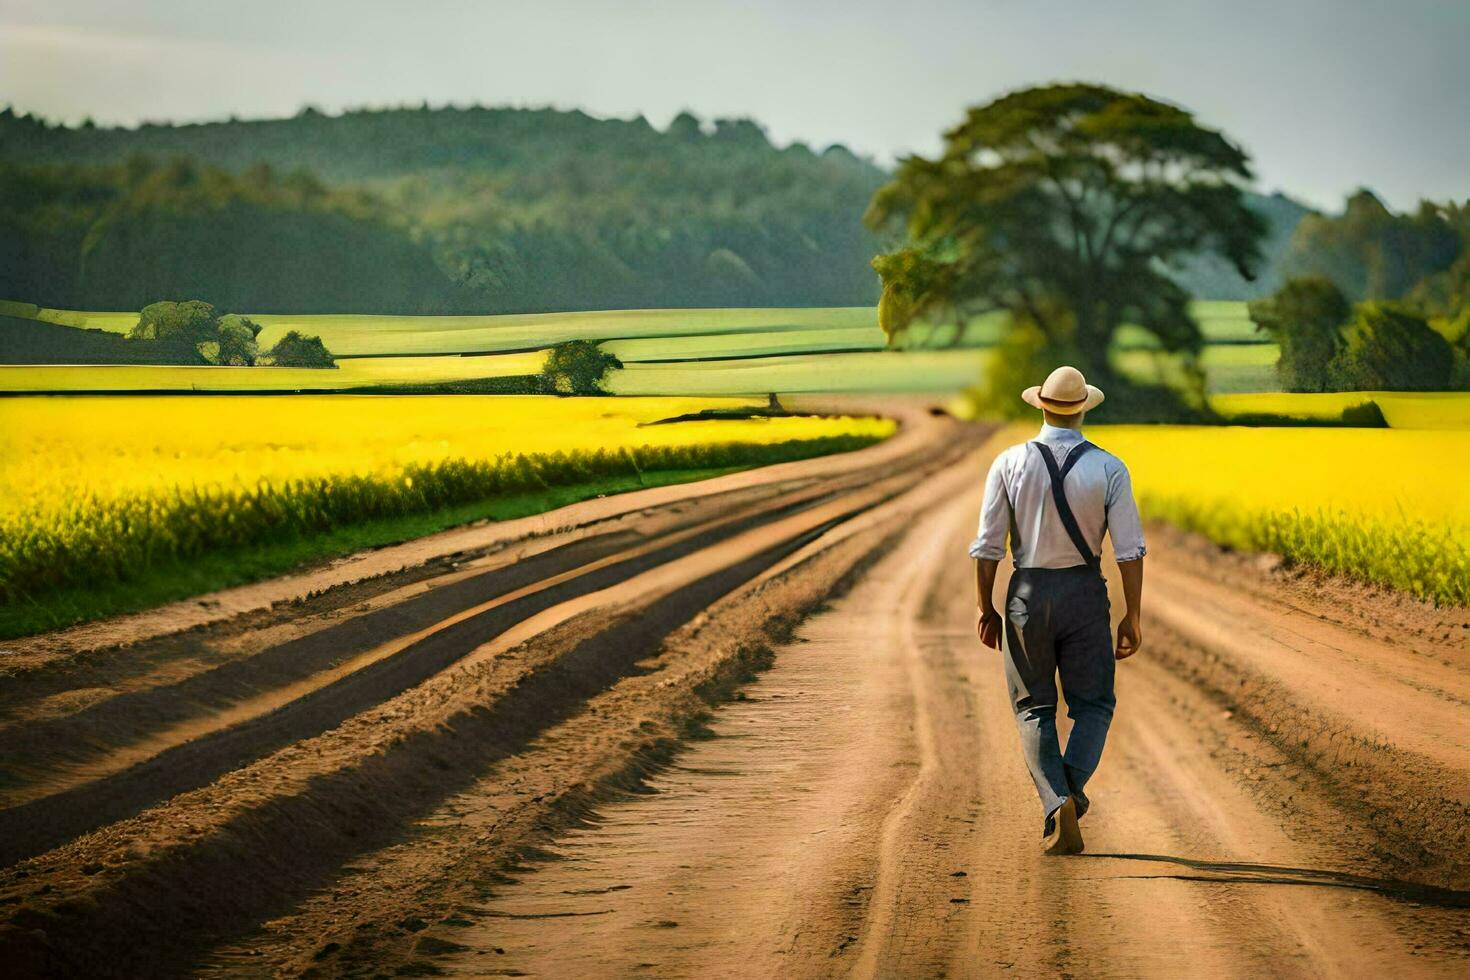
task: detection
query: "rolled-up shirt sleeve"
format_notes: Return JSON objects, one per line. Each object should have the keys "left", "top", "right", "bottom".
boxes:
{"left": 1104, "top": 461, "right": 1147, "bottom": 562}
{"left": 968, "top": 454, "right": 1012, "bottom": 560}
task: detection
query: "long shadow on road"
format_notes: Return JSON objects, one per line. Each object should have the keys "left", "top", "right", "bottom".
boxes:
{"left": 1080, "top": 852, "right": 1470, "bottom": 909}
{"left": 0, "top": 518, "right": 853, "bottom": 978}
{"left": 0, "top": 487, "right": 845, "bottom": 868}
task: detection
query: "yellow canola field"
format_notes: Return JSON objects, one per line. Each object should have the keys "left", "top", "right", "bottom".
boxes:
{"left": 1089, "top": 426, "right": 1470, "bottom": 604}
{"left": 0, "top": 395, "right": 894, "bottom": 610}
{"left": 0, "top": 395, "right": 890, "bottom": 511}
{"left": 0, "top": 353, "right": 546, "bottom": 392}
{"left": 1210, "top": 391, "right": 1470, "bottom": 429}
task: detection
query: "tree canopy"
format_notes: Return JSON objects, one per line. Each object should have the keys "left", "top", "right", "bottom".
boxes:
{"left": 1274, "top": 193, "right": 1470, "bottom": 367}
{"left": 866, "top": 83, "right": 1267, "bottom": 394}
{"left": 130, "top": 300, "right": 220, "bottom": 348}
{"left": 265, "top": 330, "right": 336, "bottom": 368}
{"left": 215, "top": 314, "right": 264, "bottom": 366}
{"left": 540, "top": 340, "right": 621, "bottom": 395}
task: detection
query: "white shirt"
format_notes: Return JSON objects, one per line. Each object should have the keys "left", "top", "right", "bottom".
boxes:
{"left": 969, "top": 423, "right": 1147, "bottom": 568}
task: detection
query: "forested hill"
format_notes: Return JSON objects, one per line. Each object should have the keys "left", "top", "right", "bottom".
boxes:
{"left": 0, "top": 104, "right": 1306, "bottom": 314}
{"left": 1, "top": 104, "right": 877, "bottom": 184}
{"left": 0, "top": 106, "right": 887, "bottom": 314}
{"left": 1168, "top": 192, "right": 1315, "bottom": 300}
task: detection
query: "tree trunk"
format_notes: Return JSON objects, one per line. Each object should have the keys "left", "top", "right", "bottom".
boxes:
{"left": 1073, "top": 308, "right": 1118, "bottom": 387}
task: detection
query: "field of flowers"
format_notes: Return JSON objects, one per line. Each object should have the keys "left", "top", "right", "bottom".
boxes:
{"left": 0, "top": 395, "right": 894, "bottom": 612}
{"left": 0, "top": 353, "right": 546, "bottom": 392}
{"left": 1090, "top": 426, "right": 1470, "bottom": 604}
{"left": 1210, "top": 391, "right": 1470, "bottom": 429}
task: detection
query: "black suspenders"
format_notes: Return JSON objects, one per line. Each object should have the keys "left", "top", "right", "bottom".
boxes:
{"left": 1031, "top": 441, "right": 1099, "bottom": 571}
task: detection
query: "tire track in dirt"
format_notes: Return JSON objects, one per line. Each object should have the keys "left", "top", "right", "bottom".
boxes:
{"left": 1136, "top": 535, "right": 1470, "bottom": 890}
{"left": 0, "top": 530, "right": 646, "bottom": 791}
{"left": 846, "top": 508, "right": 967, "bottom": 978}
{"left": 0, "top": 479, "right": 825, "bottom": 770}
{"left": 198, "top": 446, "right": 999, "bottom": 980}
{"left": 201, "top": 448, "right": 993, "bottom": 977}
{"left": 420, "top": 475, "right": 971, "bottom": 978}
{"left": 1, "top": 513, "right": 860, "bottom": 976}
{"left": 0, "top": 489, "right": 829, "bottom": 864}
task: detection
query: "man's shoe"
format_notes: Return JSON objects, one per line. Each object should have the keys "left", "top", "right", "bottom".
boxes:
{"left": 1044, "top": 797, "right": 1084, "bottom": 856}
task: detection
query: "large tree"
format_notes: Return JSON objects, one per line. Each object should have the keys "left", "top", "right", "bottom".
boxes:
{"left": 540, "top": 340, "right": 621, "bottom": 395}
{"left": 866, "top": 83, "right": 1267, "bottom": 390}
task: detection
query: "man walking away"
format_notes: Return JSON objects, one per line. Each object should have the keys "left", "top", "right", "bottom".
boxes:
{"left": 970, "top": 366, "right": 1146, "bottom": 856}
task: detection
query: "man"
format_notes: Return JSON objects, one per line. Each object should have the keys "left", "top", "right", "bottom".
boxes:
{"left": 970, "top": 365, "right": 1146, "bottom": 856}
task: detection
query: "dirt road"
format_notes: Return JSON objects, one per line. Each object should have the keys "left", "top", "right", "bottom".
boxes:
{"left": 2, "top": 410, "right": 1468, "bottom": 977}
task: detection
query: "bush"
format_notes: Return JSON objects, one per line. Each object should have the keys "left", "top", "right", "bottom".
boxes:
{"left": 1330, "top": 302, "right": 1453, "bottom": 391}
{"left": 541, "top": 340, "right": 621, "bottom": 395}
{"left": 1339, "top": 400, "right": 1389, "bottom": 427}
{"left": 265, "top": 330, "right": 336, "bottom": 368}
{"left": 1252, "top": 279, "right": 1460, "bottom": 392}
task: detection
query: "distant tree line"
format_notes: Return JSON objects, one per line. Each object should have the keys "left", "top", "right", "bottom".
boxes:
{"left": 1252, "top": 194, "right": 1470, "bottom": 390}
{"left": 0, "top": 159, "right": 460, "bottom": 314}
{"left": 0, "top": 104, "right": 1307, "bottom": 317}
{"left": 1281, "top": 191, "right": 1465, "bottom": 304}
{"left": 0, "top": 106, "right": 887, "bottom": 314}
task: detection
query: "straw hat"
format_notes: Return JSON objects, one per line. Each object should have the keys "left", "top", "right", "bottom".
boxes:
{"left": 1021, "top": 365, "right": 1105, "bottom": 415}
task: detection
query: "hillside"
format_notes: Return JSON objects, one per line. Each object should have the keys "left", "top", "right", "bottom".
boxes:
{"left": 0, "top": 105, "right": 1309, "bottom": 314}
{"left": 0, "top": 107, "right": 887, "bottom": 314}
{"left": 1168, "top": 192, "right": 1316, "bottom": 300}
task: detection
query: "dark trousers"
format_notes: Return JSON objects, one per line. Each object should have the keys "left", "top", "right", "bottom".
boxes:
{"left": 1002, "top": 565, "right": 1116, "bottom": 821}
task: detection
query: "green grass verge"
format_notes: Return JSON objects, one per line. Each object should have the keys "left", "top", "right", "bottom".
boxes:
{"left": 0, "top": 465, "right": 743, "bottom": 640}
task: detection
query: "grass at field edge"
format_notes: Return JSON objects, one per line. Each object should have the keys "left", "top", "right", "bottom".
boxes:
{"left": 0, "top": 465, "right": 746, "bottom": 640}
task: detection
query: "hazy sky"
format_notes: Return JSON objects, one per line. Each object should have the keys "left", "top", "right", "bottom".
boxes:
{"left": 3, "top": 0, "right": 1465, "bottom": 210}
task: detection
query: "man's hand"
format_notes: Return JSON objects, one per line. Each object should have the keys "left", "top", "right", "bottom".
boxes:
{"left": 978, "top": 609, "right": 1003, "bottom": 650}
{"left": 975, "top": 558, "right": 1002, "bottom": 649}
{"left": 1116, "top": 557, "right": 1144, "bottom": 661}
{"left": 1115, "top": 612, "right": 1142, "bottom": 660}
